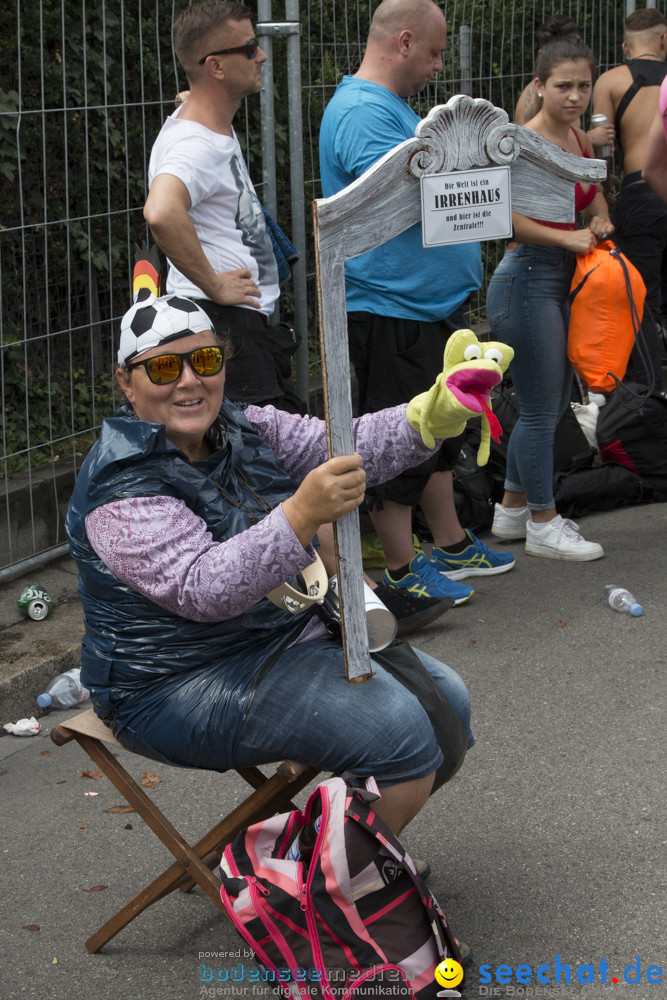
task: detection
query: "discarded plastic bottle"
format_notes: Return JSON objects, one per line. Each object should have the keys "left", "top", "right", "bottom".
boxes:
{"left": 602, "top": 585, "right": 643, "bottom": 617}
{"left": 36, "top": 666, "right": 90, "bottom": 709}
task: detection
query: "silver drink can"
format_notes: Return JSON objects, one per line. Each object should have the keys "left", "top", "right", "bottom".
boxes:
{"left": 590, "top": 113, "right": 611, "bottom": 158}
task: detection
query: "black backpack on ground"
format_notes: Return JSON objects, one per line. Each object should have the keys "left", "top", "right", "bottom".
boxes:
{"left": 596, "top": 383, "right": 667, "bottom": 499}
{"left": 554, "top": 461, "right": 656, "bottom": 518}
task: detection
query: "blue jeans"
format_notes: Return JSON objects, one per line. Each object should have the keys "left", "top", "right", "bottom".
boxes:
{"left": 486, "top": 244, "right": 576, "bottom": 510}
{"left": 236, "top": 639, "right": 472, "bottom": 787}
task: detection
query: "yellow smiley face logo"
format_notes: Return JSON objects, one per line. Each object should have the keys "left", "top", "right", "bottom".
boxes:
{"left": 435, "top": 958, "right": 464, "bottom": 989}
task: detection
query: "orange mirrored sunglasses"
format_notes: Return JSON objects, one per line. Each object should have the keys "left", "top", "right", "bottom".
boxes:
{"left": 126, "top": 346, "right": 225, "bottom": 385}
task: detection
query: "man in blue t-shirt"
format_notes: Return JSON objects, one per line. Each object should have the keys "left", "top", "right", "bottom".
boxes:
{"left": 319, "top": 0, "right": 514, "bottom": 617}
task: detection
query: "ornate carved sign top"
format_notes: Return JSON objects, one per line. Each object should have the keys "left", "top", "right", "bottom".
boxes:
{"left": 411, "top": 96, "right": 606, "bottom": 185}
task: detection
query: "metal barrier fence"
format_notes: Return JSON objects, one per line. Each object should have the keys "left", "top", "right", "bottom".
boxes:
{"left": 0, "top": 0, "right": 648, "bottom": 576}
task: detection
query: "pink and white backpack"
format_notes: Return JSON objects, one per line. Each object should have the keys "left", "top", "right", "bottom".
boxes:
{"left": 219, "top": 776, "right": 462, "bottom": 999}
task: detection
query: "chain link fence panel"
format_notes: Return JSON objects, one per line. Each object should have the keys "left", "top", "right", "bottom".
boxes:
{"left": 0, "top": 0, "right": 637, "bottom": 574}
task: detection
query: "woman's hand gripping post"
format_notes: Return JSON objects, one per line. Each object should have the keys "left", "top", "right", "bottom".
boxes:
{"left": 281, "top": 454, "right": 366, "bottom": 549}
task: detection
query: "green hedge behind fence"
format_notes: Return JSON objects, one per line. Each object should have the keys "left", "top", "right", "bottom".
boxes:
{"left": 0, "top": 0, "right": 628, "bottom": 481}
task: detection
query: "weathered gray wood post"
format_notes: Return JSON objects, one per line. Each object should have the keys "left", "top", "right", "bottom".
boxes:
{"left": 313, "top": 95, "right": 606, "bottom": 681}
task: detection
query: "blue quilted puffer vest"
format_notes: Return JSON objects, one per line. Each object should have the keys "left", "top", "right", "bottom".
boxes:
{"left": 65, "top": 400, "right": 314, "bottom": 769}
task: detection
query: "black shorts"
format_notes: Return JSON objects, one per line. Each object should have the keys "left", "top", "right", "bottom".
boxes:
{"left": 194, "top": 300, "right": 305, "bottom": 413}
{"left": 348, "top": 310, "right": 468, "bottom": 507}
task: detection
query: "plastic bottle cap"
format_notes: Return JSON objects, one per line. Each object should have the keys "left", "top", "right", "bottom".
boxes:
{"left": 629, "top": 604, "right": 643, "bottom": 617}
{"left": 36, "top": 693, "right": 52, "bottom": 708}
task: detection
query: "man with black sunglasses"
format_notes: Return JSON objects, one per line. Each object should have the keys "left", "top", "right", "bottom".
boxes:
{"left": 144, "top": 1, "right": 302, "bottom": 410}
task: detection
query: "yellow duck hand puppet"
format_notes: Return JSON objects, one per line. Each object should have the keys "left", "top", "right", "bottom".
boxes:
{"left": 406, "top": 329, "right": 513, "bottom": 466}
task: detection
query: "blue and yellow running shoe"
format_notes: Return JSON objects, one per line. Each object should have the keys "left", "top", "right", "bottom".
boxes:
{"left": 431, "top": 529, "right": 515, "bottom": 581}
{"left": 384, "top": 551, "right": 473, "bottom": 606}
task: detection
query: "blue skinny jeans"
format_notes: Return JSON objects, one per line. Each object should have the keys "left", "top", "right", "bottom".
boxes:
{"left": 486, "top": 243, "right": 576, "bottom": 511}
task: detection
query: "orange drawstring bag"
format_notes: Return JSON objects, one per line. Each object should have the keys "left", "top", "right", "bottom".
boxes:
{"left": 567, "top": 240, "right": 646, "bottom": 393}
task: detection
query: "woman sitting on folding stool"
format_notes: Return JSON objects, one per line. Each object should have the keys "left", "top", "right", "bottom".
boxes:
{"left": 65, "top": 290, "right": 499, "bottom": 837}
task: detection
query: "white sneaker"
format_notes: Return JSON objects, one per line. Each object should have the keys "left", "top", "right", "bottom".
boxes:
{"left": 491, "top": 504, "right": 530, "bottom": 540}
{"left": 525, "top": 515, "right": 604, "bottom": 561}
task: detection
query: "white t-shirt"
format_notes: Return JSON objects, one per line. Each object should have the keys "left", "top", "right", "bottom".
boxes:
{"left": 148, "top": 108, "right": 280, "bottom": 316}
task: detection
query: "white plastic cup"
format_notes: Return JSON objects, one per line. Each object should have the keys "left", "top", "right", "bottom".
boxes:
{"left": 329, "top": 576, "right": 397, "bottom": 652}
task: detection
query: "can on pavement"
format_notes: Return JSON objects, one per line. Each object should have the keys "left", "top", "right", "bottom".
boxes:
{"left": 17, "top": 584, "right": 52, "bottom": 620}
{"left": 590, "top": 113, "right": 611, "bottom": 158}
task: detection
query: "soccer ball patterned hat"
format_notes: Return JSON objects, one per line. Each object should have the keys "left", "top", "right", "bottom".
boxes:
{"left": 118, "top": 289, "right": 215, "bottom": 365}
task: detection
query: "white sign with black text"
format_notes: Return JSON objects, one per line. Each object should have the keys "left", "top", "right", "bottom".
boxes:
{"left": 421, "top": 166, "right": 512, "bottom": 246}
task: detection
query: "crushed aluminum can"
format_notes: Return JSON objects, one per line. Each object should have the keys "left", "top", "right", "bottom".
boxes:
{"left": 17, "top": 584, "right": 52, "bottom": 621}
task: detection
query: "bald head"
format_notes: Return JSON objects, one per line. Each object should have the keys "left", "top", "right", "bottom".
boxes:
{"left": 359, "top": 0, "right": 447, "bottom": 97}
{"left": 369, "top": 0, "right": 445, "bottom": 43}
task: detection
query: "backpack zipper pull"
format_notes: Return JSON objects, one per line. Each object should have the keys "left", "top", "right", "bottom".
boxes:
{"left": 299, "top": 882, "right": 309, "bottom": 912}
{"left": 246, "top": 876, "right": 270, "bottom": 896}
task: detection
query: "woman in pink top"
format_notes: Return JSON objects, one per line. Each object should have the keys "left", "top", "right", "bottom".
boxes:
{"left": 486, "top": 38, "right": 613, "bottom": 562}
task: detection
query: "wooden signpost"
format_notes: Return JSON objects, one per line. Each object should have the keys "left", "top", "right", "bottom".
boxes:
{"left": 312, "top": 95, "right": 606, "bottom": 682}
